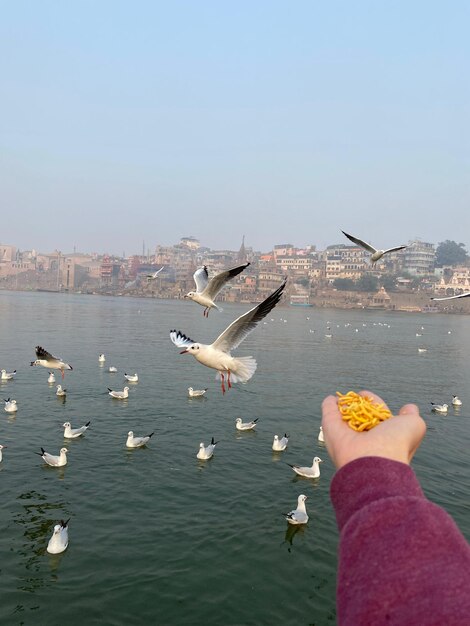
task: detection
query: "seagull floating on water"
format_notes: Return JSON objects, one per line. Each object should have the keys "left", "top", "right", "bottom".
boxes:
{"left": 188, "top": 387, "right": 208, "bottom": 398}
{"left": 126, "top": 430, "right": 154, "bottom": 448}
{"left": 98, "top": 354, "right": 106, "bottom": 363}
{"left": 272, "top": 434, "right": 289, "bottom": 451}
{"left": 431, "top": 292, "right": 470, "bottom": 302}
{"left": 1, "top": 369, "right": 16, "bottom": 380}
{"left": 284, "top": 494, "right": 309, "bottom": 525}
{"left": 288, "top": 456, "right": 322, "bottom": 478}
{"left": 0, "top": 444, "right": 7, "bottom": 462}
{"left": 31, "top": 346, "right": 73, "bottom": 379}
{"left": 197, "top": 437, "right": 218, "bottom": 460}
{"left": 184, "top": 263, "right": 251, "bottom": 316}
{"left": 56, "top": 385, "right": 67, "bottom": 397}
{"left": 109, "top": 366, "right": 118, "bottom": 373}
{"left": 4, "top": 398, "right": 17, "bottom": 413}
{"left": 47, "top": 519, "right": 70, "bottom": 554}
{"left": 63, "top": 421, "right": 90, "bottom": 438}
{"left": 341, "top": 230, "right": 407, "bottom": 264}
{"left": 431, "top": 403, "right": 448, "bottom": 414}
{"left": 124, "top": 373, "right": 139, "bottom": 382}
{"left": 48, "top": 372, "right": 56, "bottom": 383}
{"left": 36, "top": 447, "right": 68, "bottom": 467}
{"left": 318, "top": 426, "right": 324, "bottom": 442}
{"left": 452, "top": 395, "right": 462, "bottom": 407}
{"left": 171, "top": 279, "right": 287, "bottom": 393}
{"left": 235, "top": 417, "right": 258, "bottom": 431}
{"left": 108, "top": 387, "right": 129, "bottom": 399}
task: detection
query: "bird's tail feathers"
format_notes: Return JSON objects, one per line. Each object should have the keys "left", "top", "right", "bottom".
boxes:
{"left": 216, "top": 357, "right": 257, "bottom": 384}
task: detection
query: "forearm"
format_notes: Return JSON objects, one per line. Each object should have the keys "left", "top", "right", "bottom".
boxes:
{"left": 331, "top": 457, "right": 470, "bottom": 625}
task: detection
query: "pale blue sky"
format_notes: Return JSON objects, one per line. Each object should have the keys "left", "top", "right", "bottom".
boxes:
{"left": 1, "top": 1, "right": 468, "bottom": 254}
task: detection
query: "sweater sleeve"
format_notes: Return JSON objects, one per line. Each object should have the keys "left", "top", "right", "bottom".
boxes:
{"left": 330, "top": 457, "right": 470, "bottom": 626}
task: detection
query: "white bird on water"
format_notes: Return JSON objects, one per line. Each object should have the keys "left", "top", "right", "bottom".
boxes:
{"left": 452, "top": 395, "right": 462, "bottom": 407}
{"left": 48, "top": 372, "right": 56, "bottom": 383}
{"left": 284, "top": 494, "right": 309, "bottom": 525}
{"left": 1, "top": 369, "right": 16, "bottom": 380}
{"left": 0, "top": 444, "right": 7, "bottom": 462}
{"left": 146, "top": 267, "right": 164, "bottom": 282}
{"left": 288, "top": 457, "right": 322, "bottom": 479}
{"left": 4, "top": 398, "right": 17, "bottom": 413}
{"left": 126, "top": 431, "right": 154, "bottom": 448}
{"left": 108, "top": 387, "right": 129, "bottom": 399}
{"left": 341, "top": 231, "right": 407, "bottom": 264}
{"left": 31, "top": 346, "right": 73, "bottom": 379}
{"left": 56, "top": 385, "right": 67, "bottom": 397}
{"left": 184, "top": 262, "right": 251, "bottom": 317}
{"left": 109, "top": 366, "right": 118, "bottom": 373}
{"left": 235, "top": 417, "right": 258, "bottom": 431}
{"left": 171, "top": 279, "right": 287, "bottom": 393}
{"left": 99, "top": 354, "right": 106, "bottom": 363}
{"left": 431, "top": 292, "right": 470, "bottom": 302}
{"left": 188, "top": 387, "right": 208, "bottom": 398}
{"left": 272, "top": 434, "right": 289, "bottom": 451}
{"left": 63, "top": 421, "right": 90, "bottom": 438}
{"left": 36, "top": 447, "right": 68, "bottom": 467}
{"left": 197, "top": 437, "right": 218, "bottom": 460}
{"left": 47, "top": 519, "right": 69, "bottom": 554}
{"left": 318, "top": 426, "right": 324, "bottom": 442}
{"left": 124, "top": 373, "right": 139, "bottom": 382}
{"left": 431, "top": 403, "right": 448, "bottom": 414}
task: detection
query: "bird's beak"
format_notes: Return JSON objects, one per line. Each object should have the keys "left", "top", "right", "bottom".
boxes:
{"left": 30, "top": 361, "right": 35, "bottom": 366}
{"left": 183, "top": 294, "right": 188, "bottom": 299}
{"left": 180, "top": 349, "right": 188, "bottom": 354}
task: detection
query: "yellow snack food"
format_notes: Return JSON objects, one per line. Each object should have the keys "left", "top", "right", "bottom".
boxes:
{"left": 336, "top": 391, "right": 392, "bottom": 431}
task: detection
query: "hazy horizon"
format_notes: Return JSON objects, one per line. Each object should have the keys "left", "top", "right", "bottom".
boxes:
{"left": 1, "top": 1, "right": 469, "bottom": 255}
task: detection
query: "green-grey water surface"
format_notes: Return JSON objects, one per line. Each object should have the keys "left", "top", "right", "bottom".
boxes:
{"left": 0, "top": 292, "right": 469, "bottom": 625}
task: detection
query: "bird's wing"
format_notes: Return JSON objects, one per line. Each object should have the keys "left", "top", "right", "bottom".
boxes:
{"left": 341, "top": 231, "right": 377, "bottom": 254}
{"left": 43, "top": 452, "right": 58, "bottom": 464}
{"left": 203, "top": 262, "right": 250, "bottom": 298}
{"left": 170, "top": 330, "right": 196, "bottom": 349}
{"left": 212, "top": 278, "right": 286, "bottom": 352}
{"left": 383, "top": 245, "right": 407, "bottom": 254}
{"left": 431, "top": 292, "right": 470, "bottom": 301}
{"left": 193, "top": 266, "right": 209, "bottom": 293}
{"left": 149, "top": 267, "right": 164, "bottom": 279}
{"left": 35, "top": 346, "right": 59, "bottom": 361}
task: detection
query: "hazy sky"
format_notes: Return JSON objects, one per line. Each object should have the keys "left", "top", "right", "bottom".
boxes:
{"left": 1, "top": 1, "right": 469, "bottom": 255}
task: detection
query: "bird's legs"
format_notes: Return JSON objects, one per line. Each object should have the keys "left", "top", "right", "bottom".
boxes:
{"left": 61, "top": 369, "right": 65, "bottom": 380}
{"left": 227, "top": 370, "right": 232, "bottom": 389}
{"left": 220, "top": 372, "right": 226, "bottom": 394}
{"left": 203, "top": 307, "right": 210, "bottom": 317}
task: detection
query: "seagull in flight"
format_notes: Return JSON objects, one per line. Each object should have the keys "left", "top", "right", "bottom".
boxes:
{"left": 431, "top": 292, "right": 470, "bottom": 301}
{"left": 171, "top": 278, "right": 287, "bottom": 393}
{"left": 341, "top": 231, "right": 407, "bottom": 264}
{"left": 284, "top": 494, "right": 309, "bottom": 525}
{"left": 47, "top": 519, "right": 70, "bottom": 554}
{"left": 184, "top": 262, "right": 251, "bottom": 316}
{"left": 146, "top": 267, "right": 164, "bottom": 282}
{"left": 31, "top": 346, "right": 73, "bottom": 379}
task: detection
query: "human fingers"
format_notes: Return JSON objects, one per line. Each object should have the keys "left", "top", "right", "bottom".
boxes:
{"left": 359, "top": 389, "right": 389, "bottom": 409}
{"left": 397, "top": 403, "right": 426, "bottom": 459}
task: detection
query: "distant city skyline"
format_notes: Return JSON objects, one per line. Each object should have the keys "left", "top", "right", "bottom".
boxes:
{"left": 1, "top": 2, "right": 468, "bottom": 254}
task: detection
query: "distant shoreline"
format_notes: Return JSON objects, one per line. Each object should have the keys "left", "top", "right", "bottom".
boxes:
{"left": 1, "top": 285, "right": 469, "bottom": 315}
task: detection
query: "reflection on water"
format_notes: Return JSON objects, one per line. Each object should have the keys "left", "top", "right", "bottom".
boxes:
{"left": 14, "top": 491, "right": 70, "bottom": 592}
{"left": 283, "top": 524, "right": 307, "bottom": 552}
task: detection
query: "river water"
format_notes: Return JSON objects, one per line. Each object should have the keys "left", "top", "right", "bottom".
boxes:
{"left": 0, "top": 291, "right": 469, "bottom": 625}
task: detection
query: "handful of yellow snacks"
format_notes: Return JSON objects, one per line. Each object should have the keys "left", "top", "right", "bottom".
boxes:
{"left": 336, "top": 391, "right": 392, "bottom": 431}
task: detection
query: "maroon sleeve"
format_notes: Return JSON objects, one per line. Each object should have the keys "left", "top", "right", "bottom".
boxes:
{"left": 330, "top": 457, "right": 470, "bottom": 626}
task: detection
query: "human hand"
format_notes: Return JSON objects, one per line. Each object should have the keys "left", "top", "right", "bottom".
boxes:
{"left": 321, "top": 390, "right": 426, "bottom": 469}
